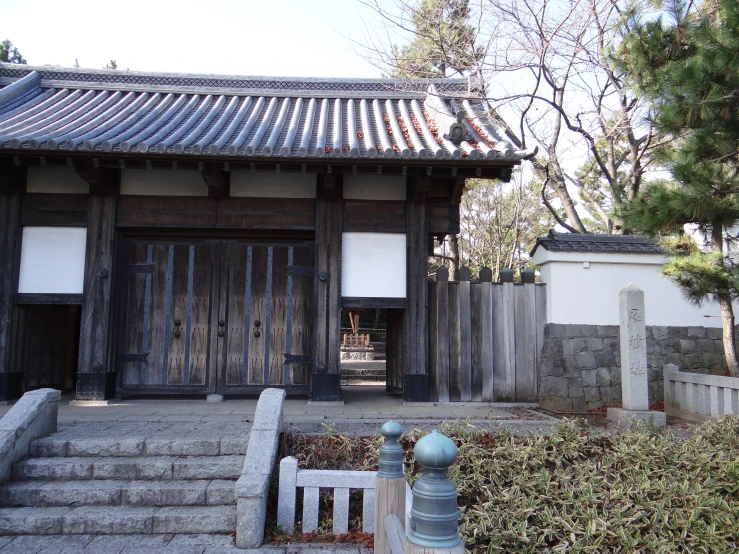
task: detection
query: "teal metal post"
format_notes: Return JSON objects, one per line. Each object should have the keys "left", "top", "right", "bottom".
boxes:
{"left": 407, "top": 429, "right": 463, "bottom": 550}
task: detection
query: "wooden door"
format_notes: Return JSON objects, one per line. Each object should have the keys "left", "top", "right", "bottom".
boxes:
{"left": 218, "top": 241, "right": 314, "bottom": 391}
{"left": 117, "top": 238, "right": 220, "bottom": 393}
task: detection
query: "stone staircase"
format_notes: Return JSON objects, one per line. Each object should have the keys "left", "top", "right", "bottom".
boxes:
{"left": 0, "top": 423, "right": 249, "bottom": 536}
{"left": 340, "top": 359, "right": 387, "bottom": 385}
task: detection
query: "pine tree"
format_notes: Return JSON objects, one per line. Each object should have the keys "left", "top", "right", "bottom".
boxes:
{"left": 0, "top": 40, "right": 26, "bottom": 64}
{"left": 389, "top": 0, "right": 482, "bottom": 79}
{"left": 619, "top": 0, "right": 739, "bottom": 376}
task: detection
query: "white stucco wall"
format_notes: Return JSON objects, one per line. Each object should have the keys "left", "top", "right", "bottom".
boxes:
{"left": 532, "top": 249, "right": 727, "bottom": 327}
{"left": 343, "top": 175, "right": 406, "bottom": 200}
{"left": 18, "top": 227, "right": 87, "bottom": 294}
{"left": 341, "top": 232, "right": 406, "bottom": 298}
{"left": 230, "top": 171, "right": 316, "bottom": 198}
{"left": 26, "top": 167, "right": 89, "bottom": 194}
{"left": 120, "top": 169, "right": 208, "bottom": 196}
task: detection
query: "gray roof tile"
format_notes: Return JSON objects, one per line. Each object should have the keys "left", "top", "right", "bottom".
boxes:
{"left": 531, "top": 230, "right": 662, "bottom": 256}
{"left": 0, "top": 64, "right": 533, "bottom": 162}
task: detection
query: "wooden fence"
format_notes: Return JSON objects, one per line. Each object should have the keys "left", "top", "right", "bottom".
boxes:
{"left": 428, "top": 267, "right": 546, "bottom": 402}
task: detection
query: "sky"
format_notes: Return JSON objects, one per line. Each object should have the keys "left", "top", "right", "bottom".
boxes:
{"left": 0, "top": 0, "right": 390, "bottom": 78}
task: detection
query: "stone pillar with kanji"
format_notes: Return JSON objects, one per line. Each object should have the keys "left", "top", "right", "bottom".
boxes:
{"left": 607, "top": 284, "right": 666, "bottom": 426}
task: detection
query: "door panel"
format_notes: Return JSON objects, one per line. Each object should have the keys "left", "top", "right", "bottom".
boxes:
{"left": 118, "top": 239, "right": 219, "bottom": 392}
{"left": 219, "top": 241, "right": 314, "bottom": 390}
{"left": 117, "top": 237, "right": 313, "bottom": 394}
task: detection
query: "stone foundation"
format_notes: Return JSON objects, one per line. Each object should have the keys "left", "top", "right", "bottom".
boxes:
{"left": 340, "top": 346, "right": 375, "bottom": 361}
{"left": 539, "top": 323, "right": 729, "bottom": 412}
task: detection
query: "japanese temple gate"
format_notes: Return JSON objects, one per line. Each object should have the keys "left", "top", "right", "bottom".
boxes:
{"left": 0, "top": 63, "right": 533, "bottom": 402}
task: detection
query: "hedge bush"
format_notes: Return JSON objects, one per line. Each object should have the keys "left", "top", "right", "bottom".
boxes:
{"left": 280, "top": 418, "right": 739, "bottom": 553}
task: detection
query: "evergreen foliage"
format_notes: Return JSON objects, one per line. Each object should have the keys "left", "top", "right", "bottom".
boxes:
{"left": 389, "top": 0, "right": 482, "bottom": 78}
{"left": 619, "top": 0, "right": 739, "bottom": 376}
{"left": 0, "top": 39, "right": 26, "bottom": 64}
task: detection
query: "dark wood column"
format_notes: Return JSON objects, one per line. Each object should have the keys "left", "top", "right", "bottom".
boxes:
{"left": 312, "top": 173, "right": 343, "bottom": 401}
{"left": 404, "top": 175, "right": 430, "bottom": 401}
{"left": 75, "top": 163, "right": 119, "bottom": 401}
{"left": 0, "top": 165, "right": 25, "bottom": 401}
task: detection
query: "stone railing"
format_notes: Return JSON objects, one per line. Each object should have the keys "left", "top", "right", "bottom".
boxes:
{"left": 664, "top": 363, "right": 739, "bottom": 422}
{"left": 0, "top": 388, "right": 60, "bottom": 483}
{"left": 277, "top": 421, "right": 463, "bottom": 554}
{"left": 235, "top": 388, "right": 285, "bottom": 549}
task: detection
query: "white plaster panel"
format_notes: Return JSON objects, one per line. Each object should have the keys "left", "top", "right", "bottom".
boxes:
{"left": 343, "top": 175, "right": 406, "bottom": 200}
{"left": 341, "top": 233, "right": 406, "bottom": 298}
{"left": 18, "top": 227, "right": 87, "bottom": 294}
{"left": 536, "top": 253, "right": 737, "bottom": 326}
{"left": 230, "top": 171, "right": 316, "bottom": 198}
{"left": 120, "top": 169, "right": 208, "bottom": 196}
{"left": 26, "top": 167, "right": 89, "bottom": 194}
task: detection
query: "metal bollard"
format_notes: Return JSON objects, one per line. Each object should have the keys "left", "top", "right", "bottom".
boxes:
{"left": 406, "top": 429, "right": 463, "bottom": 553}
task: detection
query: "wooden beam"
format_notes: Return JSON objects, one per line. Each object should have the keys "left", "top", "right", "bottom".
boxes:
{"left": 449, "top": 176, "right": 466, "bottom": 204}
{"left": 0, "top": 164, "right": 27, "bottom": 195}
{"left": 201, "top": 163, "right": 230, "bottom": 199}
{"left": 317, "top": 173, "right": 343, "bottom": 202}
{"left": 404, "top": 175, "right": 429, "bottom": 400}
{"left": 0, "top": 171, "right": 24, "bottom": 400}
{"left": 407, "top": 175, "right": 430, "bottom": 204}
{"left": 76, "top": 187, "right": 117, "bottom": 399}
{"left": 75, "top": 160, "right": 120, "bottom": 196}
{"left": 313, "top": 173, "right": 343, "bottom": 400}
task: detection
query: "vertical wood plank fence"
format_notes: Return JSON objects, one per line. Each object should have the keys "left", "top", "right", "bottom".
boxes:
{"left": 428, "top": 267, "right": 546, "bottom": 402}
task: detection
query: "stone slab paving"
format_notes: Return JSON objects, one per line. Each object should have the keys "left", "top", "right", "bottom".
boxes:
{"left": 0, "top": 386, "right": 540, "bottom": 425}
{"left": 0, "top": 534, "right": 371, "bottom": 553}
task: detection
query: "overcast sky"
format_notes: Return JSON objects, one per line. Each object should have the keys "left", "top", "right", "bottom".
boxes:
{"left": 0, "top": 0, "right": 388, "bottom": 78}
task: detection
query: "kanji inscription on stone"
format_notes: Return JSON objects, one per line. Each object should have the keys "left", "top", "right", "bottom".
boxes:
{"left": 620, "top": 284, "right": 649, "bottom": 410}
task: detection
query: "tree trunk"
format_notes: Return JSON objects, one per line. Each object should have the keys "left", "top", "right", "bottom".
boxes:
{"left": 712, "top": 222, "right": 739, "bottom": 377}
{"left": 719, "top": 295, "right": 739, "bottom": 377}
{"left": 447, "top": 235, "right": 460, "bottom": 281}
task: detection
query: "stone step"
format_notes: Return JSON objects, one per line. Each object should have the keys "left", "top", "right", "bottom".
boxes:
{"left": 29, "top": 435, "right": 249, "bottom": 458}
{"left": 13, "top": 455, "right": 243, "bottom": 481}
{"left": 0, "top": 505, "right": 236, "bottom": 535}
{"left": 0, "top": 479, "right": 235, "bottom": 507}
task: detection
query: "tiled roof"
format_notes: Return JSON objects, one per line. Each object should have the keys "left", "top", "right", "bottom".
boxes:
{"left": 531, "top": 230, "right": 663, "bottom": 256}
{"left": 0, "top": 64, "right": 534, "bottom": 161}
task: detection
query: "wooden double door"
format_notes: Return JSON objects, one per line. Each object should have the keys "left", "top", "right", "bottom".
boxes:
{"left": 117, "top": 237, "right": 314, "bottom": 395}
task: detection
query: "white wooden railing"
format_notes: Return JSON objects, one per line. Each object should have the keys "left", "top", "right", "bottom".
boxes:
{"left": 664, "top": 363, "right": 739, "bottom": 422}
{"left": 277, "top": 456, "right": 376, "bottom": 535}
{"left": 277, "top": 455, "right": 413, "bottom": 537}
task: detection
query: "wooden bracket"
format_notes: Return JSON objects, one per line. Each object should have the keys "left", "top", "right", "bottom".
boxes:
{"left": 317, "top": 173, "right": 343, "bottom": 201}
{"left": 0, "top": 164, "right": 27, "bottom": 195}
{"left": 75, "top": 160, "right": 120, "bottom": 196}
{"left": 201, "top": 163, "right": 230, "bottom": 199}
{"left": 407, "top": 175, "right": 430, "bottom": 204}
{"left": 449, "top": 176, "right": 466, "bottom": 204}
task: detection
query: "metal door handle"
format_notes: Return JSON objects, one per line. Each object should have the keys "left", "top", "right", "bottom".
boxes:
{"left": 254, "top": 330, "right": 261, "bottom": 338}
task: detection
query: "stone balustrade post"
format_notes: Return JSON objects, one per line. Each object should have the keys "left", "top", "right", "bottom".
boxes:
{"left": 405, "top": 430, "right": 464, "bottom": 554}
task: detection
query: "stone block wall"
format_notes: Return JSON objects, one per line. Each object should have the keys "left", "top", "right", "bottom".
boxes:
{"left": 539, "top": 323, "right": 728, "bottom": 412}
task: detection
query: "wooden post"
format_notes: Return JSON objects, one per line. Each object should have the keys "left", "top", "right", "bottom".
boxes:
{"left": 433, "top": 266, "right": 450, "bottom": 402}
{"left": 313, "top": 173, "right": 342, "bottom": 401}
{"left": 374, "top": 421, "right": 406, "bottom": 554}
{"left": 0, "top": 164, "right": 25, "bottom": 401}
{"left": 75, "top": 164, "right": 119, "bottom": 401}
{"left": 404, "top": 176, "right": 429, "bottom": 401}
